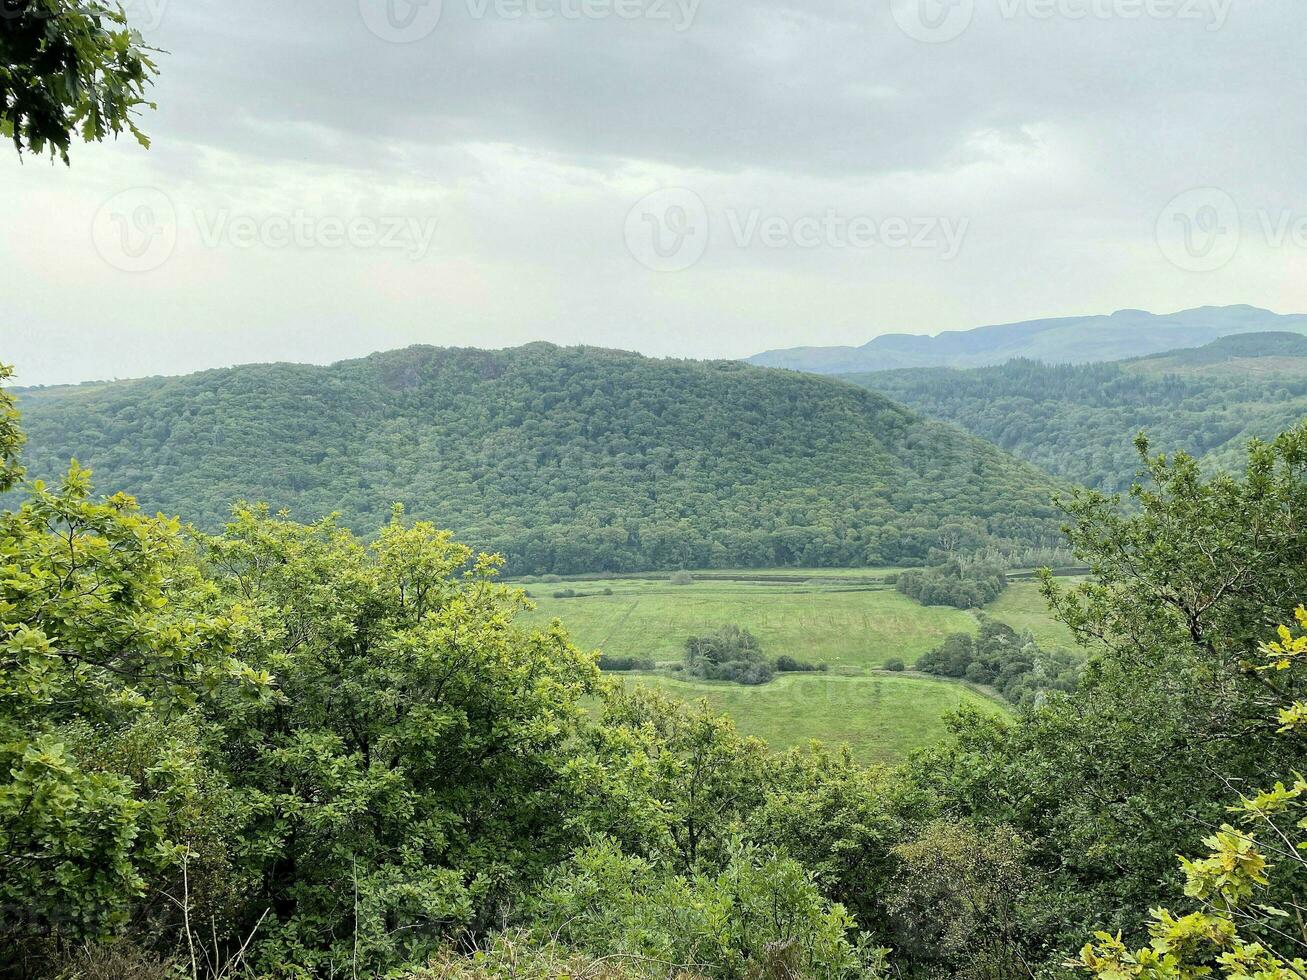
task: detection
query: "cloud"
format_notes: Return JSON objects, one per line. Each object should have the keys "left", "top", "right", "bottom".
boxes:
{"left": 1, "top": 0, "right": 1304, "bottom": 385}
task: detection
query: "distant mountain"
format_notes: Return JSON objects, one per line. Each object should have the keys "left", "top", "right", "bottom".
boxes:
{"left": 843, "top": 332, "right": 1307, "bottom": 493}
{"left": 11, "top": 344, "right": 1063, "bottom": 575}
{"left": 749, "top": 306, "right": 1307, "bottom": 374}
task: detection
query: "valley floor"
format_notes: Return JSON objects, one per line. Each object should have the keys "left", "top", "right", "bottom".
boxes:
{"left": 521, "top": 572, "right": 1076, "bottom": 763}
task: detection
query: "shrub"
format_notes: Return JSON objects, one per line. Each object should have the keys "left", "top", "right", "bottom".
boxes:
{"left": 669, "top": 571, "right": 694, "bottom": 585}
{"left": 896, "top": 560, "right": 1008, "bottom": 609}
{"left": 598, "top": 654, "right": 656, "bottom": 672}
{"left": 884, "top": 658, "right": 906, "bottom": 672}
{"left": 684, "top": 625, "right": 774, "bottom": 685}
{"left": 916, "top": 617, "right": 1079, "bottom": 704}
{"left": 553, "top": 589, "right": 578, "bottom": 599}
{"left": 541, "top": 574, "right": 564, "bottom": 583}
{"left": 775, "top": 655, "right": 820, "bottom": 673}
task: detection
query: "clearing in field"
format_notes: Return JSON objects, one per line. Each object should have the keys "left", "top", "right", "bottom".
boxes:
{"left": 521, "top": 574, "right": 978, "bottom": 670}
{"left": 617, "top": 672, "right": 1006, "bottom": 765}
{"left": 523, "top": 569, "right": 1073, "bottom": 761}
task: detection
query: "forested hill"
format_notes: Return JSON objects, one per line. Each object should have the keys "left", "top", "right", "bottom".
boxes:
{"left": 11, "top": 344, "right": 1061, "bottom": 575}
{"left": 845, "top": 332, "right": 1307, "bottom": 493}
{"left": 749, "top": 305, "right": 1307, "bottom": 374}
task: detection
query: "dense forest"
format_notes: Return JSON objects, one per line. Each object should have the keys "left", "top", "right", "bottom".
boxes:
{"left": 848, "top": 332, "right": 1307, "bottom": 491}
{"left": 8, "top": 359, "right": 1307, "bottom": 978}
{"left": 11, "top": 344, "right": 1063, "bottom": 574}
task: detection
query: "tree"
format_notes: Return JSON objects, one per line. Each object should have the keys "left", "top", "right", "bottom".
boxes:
{"left": 1074, "top": 609, "right": 1307, "bottom": 979}
{"left": 197, "top": 505, "right": 602, "bottom": 974}
{"left": 1, "top": 0, "right": 158, "bottom": 161}
{"left": 0, "top": 364, "right": 269, "bottom": 952}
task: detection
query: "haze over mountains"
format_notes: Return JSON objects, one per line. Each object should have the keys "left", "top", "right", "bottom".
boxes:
{"left": 749, "top": 306, "right": 1307, "bottom": 374}
{"left": 848, "top": 332, "right": 1307, "bottom": 493}
{"left": 12, "top": 344, "right": 1062, "bottom": 575}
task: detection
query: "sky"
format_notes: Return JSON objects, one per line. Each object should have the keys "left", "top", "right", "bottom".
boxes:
{"left": 3, "top": 0, "right": 1305, "bottom": 386}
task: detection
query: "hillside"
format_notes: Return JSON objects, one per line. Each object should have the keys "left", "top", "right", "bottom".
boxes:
{"left": 749, "top": 305, "right": 1307, "bottom": 374}
{"left": 844, "top": 332, "right": 1307, "bottom": 492}
{"left": 11, "top": 344, "right": 1062, "bottom": 575}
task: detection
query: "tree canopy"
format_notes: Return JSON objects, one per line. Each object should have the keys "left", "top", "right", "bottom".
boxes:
{"left": 1, "top": 0, "right": 157, "bottom": 161}
{"left": 12, "top": 344, "right": 1064, "bottom": 575}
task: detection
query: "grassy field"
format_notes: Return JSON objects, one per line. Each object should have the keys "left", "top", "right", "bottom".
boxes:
{"left": 614, "top": 672, "right": 1006, "bottom": 765}
{"left": 523, "top": 569, "right": 1070, "bottom": 762}
{"left": 987, "top": 580, "right": 1079, "bottom": 650}
{"left": 521, "top": 576, "right": 976, "bottom": 670}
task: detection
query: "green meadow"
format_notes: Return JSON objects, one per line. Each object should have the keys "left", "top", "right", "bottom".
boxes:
{"left": 523, "top": 570, "right": 1073, "bottom": 762}
{"left": 611, "top": 672, "right": 1006, "bottom": 765}
{"left": 521, "top": 574, "right": 978, "bottom": 670}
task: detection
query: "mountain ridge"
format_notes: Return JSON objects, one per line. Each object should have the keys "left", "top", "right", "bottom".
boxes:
{"left": 749, "top": 305, "right": 1307, "bottom": 374}
{"left": 10, "top": 343, "right": 1063, "bottom": 575}
{"left": 841, "top": 331, "right": 1307, "bottom": 492}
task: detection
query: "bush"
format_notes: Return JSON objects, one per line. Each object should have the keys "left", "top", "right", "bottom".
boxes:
{"left": 541, "top": 574, "right": 564, "bottom": 583}
{"left": 775, "top": 655, "right": 821, "bottom": 673}
{"left": 884, "top": 658, "right": 906, "bottom": 672}
{"left": 896, "top": 560, "right": 1008, "bottom": 609}
{"left": 669, "top": 571, "right": 694, "bottom": 585}
{"left": 684, "top": 625, "right": 774, "bottom": 685}
{"left": 916, "top": 616, "right": 1080, "bottom": 704}
{"left": 553, "top": 589, "right": 578, "bottom": 599}
{"left": 598, "top": 654, "right": 656, "bottom": 672}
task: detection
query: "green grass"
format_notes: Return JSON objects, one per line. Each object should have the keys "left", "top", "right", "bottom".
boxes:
{"left": 525, "top": 569, "right": 1069, "bottom": 762}
{"left": 615, "top": 672, "right": 1006, "bottom": 765}
{"left": 986, "top": 580, "right": 1080, "bottom": 650}
{"left": 522, "top": 576, "right": 976, "bottom": 670}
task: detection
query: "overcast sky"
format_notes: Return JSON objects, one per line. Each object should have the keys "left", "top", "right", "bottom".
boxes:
{"left": 3, "top": 0, "right": 1304, "bottom": 386}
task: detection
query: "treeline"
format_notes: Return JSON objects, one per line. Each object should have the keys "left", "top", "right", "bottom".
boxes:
{"left": 894, "top": 559, "right": 1008, "bottom": 609}
{"left": 850, "top": 335, "right": 1307, "bottom": 492}
{"left": 917, "top": 617, "right": 1079, "bottom": 705}
{"left": 11, "top": 344, "right": 1063, "bottom": 575}
{"left": 9, "top": 366, "right": 1307, "bottom": 978}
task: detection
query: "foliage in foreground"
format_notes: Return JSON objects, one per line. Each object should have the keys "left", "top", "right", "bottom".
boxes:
{"left": 13, "top": 357, "right": 1307, "bottom": 978}
{"left": 1, "top": 0, "right": 158, "bottom": 161}
{"left": 1075, "top": 607, "right": 1307, "bottom": 978}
